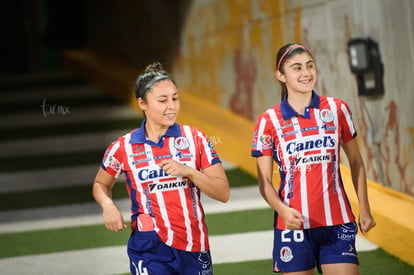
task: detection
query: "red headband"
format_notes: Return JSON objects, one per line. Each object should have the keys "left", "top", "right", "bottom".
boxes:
{"left": 277, "top": 45, "right": 310, "bottom": 71}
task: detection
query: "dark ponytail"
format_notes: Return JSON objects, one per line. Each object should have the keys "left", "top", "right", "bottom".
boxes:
{"left": 134, "top": 62, "right": 175, "bottom": 101}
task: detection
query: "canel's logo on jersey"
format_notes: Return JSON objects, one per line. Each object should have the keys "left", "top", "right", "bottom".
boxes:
{"left": 138, "top": 167, "right": 169, "bottom": 181}
{"left": 285, "top": 136, "right": 336, "bottom": 155}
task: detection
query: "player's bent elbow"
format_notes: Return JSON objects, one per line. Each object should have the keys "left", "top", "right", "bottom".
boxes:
{"left": 220, "top": 188, "right": 230, "bottom": 203}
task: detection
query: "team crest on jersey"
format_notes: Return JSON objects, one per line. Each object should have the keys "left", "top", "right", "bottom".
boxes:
{"left": 319, "top": 109, "right": 334, "bottom": 123}
{"left": 280, "top": 246, "right": 293, "bottom": 262}
{"left": 174, "top": 136, "right": 190, "bottom": 150}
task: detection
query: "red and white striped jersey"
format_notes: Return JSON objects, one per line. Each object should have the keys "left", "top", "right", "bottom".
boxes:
{"left": 251, "top": 91, "right": 357, "bottom": 229}
{"left": 102, "top": 121, "right": 221, "bottom": 252}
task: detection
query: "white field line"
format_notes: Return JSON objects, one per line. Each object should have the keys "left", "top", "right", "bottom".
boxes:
{"left": 0, "top": 230, "right": 377, "bottom": 275}
{"left": 0, "top": 184, "right": 378, "bottom": 252}
{"left": 0, "top": 164, "right": 100, "bottom": 194}
{"left": 0, "top": 182, "right": 378, "bottom": 275}
{"left": 0, "top": 161, "right": 237, "bottom": 194}
{"left": 0, "top": 186, "right": 267, "bottom": 233}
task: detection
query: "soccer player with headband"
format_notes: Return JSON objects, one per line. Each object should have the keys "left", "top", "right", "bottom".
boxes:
{"left": 251, "top": 43, "right": 376, "bottom": 275}
{"left": 93, "top": 62, "right": 230, "bottom": 275}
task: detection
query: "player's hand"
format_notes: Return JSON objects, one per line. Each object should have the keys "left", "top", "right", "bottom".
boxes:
{"left": 280, "top": 206, "right": 304, "bottom": 230}
{"left": 102, "top": 202, "right": 127, "bottom": 232}
{"left": 358, "top": 212, "right": 376, "bottom": 234}
{"left": 159, "top": 159, "right": 191, "bottom": 177}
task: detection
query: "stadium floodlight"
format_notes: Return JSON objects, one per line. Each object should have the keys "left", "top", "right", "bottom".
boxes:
{"left": 347, "top": 38, "right": 384, "bottom": 96}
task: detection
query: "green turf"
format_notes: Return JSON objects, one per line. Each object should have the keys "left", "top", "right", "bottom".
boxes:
{"left": 0, "top": 182, "right": 129, "bottom": 211}
{"left": 213, "top": 259, "right": 274, "bottom": 275}
{"left": 0, "top": 208, "right": 274, "bottom": 258}
{"left": 0, "top": 224, "right": 131, "bottom": 258}
{"left": 116, "top": 249, "right": 414, "bottom": 275}
{"left": 358, "top": 249, "right": 414, "bottom": 274}
{"left": 206, "top": 208, "right": 274, "bottom": 235}
{"left": 0, "top": 167, "right": 255, "bottom": 210}
{"left": 226, "top": 168, "right": 257, "bottom": 188}
{"left": 213, "top": 250, "right": 414, "bottom": 275}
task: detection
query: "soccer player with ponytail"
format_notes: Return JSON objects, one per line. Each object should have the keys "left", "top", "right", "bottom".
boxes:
{"left": 93, "top": 62, "right": 229, "bottom": 275}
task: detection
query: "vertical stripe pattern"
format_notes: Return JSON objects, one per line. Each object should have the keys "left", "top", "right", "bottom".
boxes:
{"left": 101, "top": 123, "right": 220, "bottom": 252}
{"left": 251, "top": 93, "right": 357, "bottom": 229}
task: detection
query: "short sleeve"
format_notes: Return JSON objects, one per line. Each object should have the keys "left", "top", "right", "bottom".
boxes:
{"left": 338, "top": 101, "right": 357, "bottom": 143}
{"left": 101, "top": 139, "right": 125, "bottom": 178}
{"left": 251, "top": 113, "right": 275, "bottom": 157}
{"left": 195, "top": 128, "right": 222, "bottom": 170}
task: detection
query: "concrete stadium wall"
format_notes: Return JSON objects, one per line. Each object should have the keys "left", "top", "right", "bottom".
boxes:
{"left": 171, "top": 0, "right": 414, "bottom": 265}
{"left": 172, "top": 0, "right": 414, "bottom": 197}
{"left": 62, "top": 0, "right": 414, "bottom": 266}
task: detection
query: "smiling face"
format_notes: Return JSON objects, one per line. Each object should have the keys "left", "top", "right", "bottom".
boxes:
{"left": 276, "top": 52, "right": 317, "bottom": 96}
{"left": 138, "top": 79, "right": 180, "bottom": 130}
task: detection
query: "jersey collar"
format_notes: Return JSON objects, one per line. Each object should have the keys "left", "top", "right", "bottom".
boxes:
{"left": 130, "top": 120, "right": 181, "bottom": 145}
{"left": 280, "top": 90, "right": 320, "bottom": 121}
